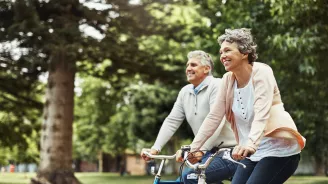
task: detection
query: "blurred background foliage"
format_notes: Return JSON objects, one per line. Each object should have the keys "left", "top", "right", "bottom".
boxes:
{"left": 0, "top": 0, "right": 327, "bottom": 175}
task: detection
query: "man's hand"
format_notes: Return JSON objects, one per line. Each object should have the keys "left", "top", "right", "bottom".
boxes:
{"left": 175, "top": 150, "right": 184, "bottom": 162}
{"left": 175, "top": 150, "right": 203, "bottom": 164}
{"left": 140, "top": 148, "right": 159, "bottom": 161}
{"left": 231, "top": 145, "right": 255, "bottom": 160}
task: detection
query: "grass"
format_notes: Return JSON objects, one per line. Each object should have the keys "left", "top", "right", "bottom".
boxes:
{"left": 0, "top": 173, "right": 327, "bottom": 184}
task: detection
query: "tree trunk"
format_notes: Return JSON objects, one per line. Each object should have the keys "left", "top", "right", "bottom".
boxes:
{"left": 315, "top": 156, "right": 326, "bottom": 176}
{"left": 119, "top": 154, "right": 126, "bottom": 176}
{"left": 31, "top": 56, "right": 79, "bottom": 184}
{"left": 98, "top": 150, "right": 103, "bottom": 173}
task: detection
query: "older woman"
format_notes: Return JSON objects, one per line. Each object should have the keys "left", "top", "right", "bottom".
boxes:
{"left": 182, "top": 28, "right": 306, "bottom": 184}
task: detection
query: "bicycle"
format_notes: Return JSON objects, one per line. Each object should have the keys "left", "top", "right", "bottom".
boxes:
{"left": 143, "top": 146, "right": 246, "bottom": 184}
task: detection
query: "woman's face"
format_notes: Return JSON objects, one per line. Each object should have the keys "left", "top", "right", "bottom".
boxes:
{"left": 219, "top": 41, "right": 247, "bottom": 72}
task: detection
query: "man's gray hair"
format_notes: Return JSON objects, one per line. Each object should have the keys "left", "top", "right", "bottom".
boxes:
{"left": 187, "top": 50, "right": 214, "bottom": 76}
{"left": 217, "top": 28, "right": 258, "bottom": 64}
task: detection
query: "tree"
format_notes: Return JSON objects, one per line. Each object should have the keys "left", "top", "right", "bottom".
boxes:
{"left": 0, "top": 129, "right": 40, "bottom": 165}
{"left": 73, "top": 75, "right": 129, "bottom": 172}
{"left": 0, "top": 0, "right": 192, "bottom": 183}
{"left": 263, "top": 0, "right": 328, "bottom": 175}
{"left": 0, "top": 51, "right": 43, "bottom": 154}
{"left": 0, "top": 55, "right": 43, "bottom": 162}
{"left": 71, "top": 1, "right": 208, "bottom": 173}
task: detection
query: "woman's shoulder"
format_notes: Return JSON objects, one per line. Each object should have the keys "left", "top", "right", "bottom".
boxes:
{"left": 253, "top": 62, "right": 274, "bottom": 76}
{"left": 222, "top": 71, "right": 233, "bottom": 80}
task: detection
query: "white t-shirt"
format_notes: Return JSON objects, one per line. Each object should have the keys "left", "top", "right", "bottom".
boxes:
{"left": 232, "top": 75, "right": 300, "bottom": 161}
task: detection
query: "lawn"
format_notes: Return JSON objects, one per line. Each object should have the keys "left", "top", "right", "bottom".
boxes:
{"left": 0, "top": 173, "right": 327, "bottom": 184}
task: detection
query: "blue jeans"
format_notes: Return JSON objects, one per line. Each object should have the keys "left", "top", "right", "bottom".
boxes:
{"left": 231, "top": 154, "right": 300, "bottom": 184}
{"left": 178, "top": 151, "right": 237, "bottom": 184}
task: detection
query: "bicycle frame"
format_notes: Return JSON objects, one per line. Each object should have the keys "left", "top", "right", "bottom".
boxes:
{"left": 152, "top": 159, "right": 182, "bottom": 184}
{"left": 143, "top": 153, "right": 182, "bottom": 184}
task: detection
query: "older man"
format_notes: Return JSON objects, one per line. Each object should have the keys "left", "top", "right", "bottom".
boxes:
{"left": 141, "top": 50, "right": 237, "bottom": 184}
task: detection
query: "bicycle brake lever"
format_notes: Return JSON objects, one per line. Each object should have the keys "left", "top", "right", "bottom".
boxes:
{"left": 222, "top": 151, "right": 247, "bottom": 168}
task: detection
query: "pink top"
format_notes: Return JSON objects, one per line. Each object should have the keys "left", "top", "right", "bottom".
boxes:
{"left": 190, "top": 62, "right": 306, "bottom": 152}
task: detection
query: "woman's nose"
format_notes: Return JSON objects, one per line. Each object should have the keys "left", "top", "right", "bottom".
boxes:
{"left": 220, "top": 53, "right": 226, "bottom": 60}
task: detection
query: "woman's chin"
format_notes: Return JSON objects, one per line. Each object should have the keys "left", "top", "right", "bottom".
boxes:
{"left": 224, "top": 66, "right": 231, "bottom": 71}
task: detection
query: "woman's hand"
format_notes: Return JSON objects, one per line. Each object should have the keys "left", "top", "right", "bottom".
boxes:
{"left": 175, "top": 150, "right": 204, "bottom": 164}
{"left": 232, "top": 145, "right": 255, "bottom": 160}
{"left": 176, "top": 150, "right": 204, "bottom": 164}
{"left": 188, "top": 151, "right": 204, "bottom": 164}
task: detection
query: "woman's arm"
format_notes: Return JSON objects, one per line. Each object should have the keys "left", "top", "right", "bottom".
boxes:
{"left": 190, "top": 74, "right": 229, "bottom": 152}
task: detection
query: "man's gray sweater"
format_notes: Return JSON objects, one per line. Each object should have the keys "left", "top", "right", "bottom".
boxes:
{"left": 152, "top": 76, "right": 236, "bottom": 152}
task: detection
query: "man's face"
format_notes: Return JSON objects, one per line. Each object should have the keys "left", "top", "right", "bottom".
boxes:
{"left": 185, "top": 58, "right": 210, "bottom": 87}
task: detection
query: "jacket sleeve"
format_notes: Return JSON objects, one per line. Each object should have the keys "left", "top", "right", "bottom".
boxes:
{"left": 247, "top": 64, "right": 276, "bottom": 150}
{"left": 151, "top": 89, "right": 185, "bottom": 151}
{"left": 200, "top": 78, "right": 227, "bottom": 151}
{"left": 190, "top": 75, "right": 228, "bottom": 152}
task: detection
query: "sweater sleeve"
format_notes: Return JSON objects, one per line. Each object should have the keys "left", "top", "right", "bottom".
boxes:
{"left": 247, "top": 64, "right": 275, "bottom": 150}
{"left": 151, "top": 89, "right": 186, "bottom": 152}
{"left": 209, "top": 79, "right": 220, "bottom": 107}
{"left": 190, "top": 76, "right": 227, "bottom": 152}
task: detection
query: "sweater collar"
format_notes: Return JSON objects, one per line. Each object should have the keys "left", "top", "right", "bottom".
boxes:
{"left": 188, "top": 76, "right": 213, "bottom": 94}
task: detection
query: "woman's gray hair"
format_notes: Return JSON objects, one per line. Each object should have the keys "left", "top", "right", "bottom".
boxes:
{"left": 187, "top": 50, "right": 214, "bottom": 76}
{"left": 217, "top": 28, "right": 258, "bottom": 64}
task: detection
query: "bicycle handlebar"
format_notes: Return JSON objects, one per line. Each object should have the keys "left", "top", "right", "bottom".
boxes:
{"left": 183, "top": 148, "right": 229, "bottom": 169}
{"left": 142, "top": 147, "right": 247, "bottom": 171}
{"left": 142, "top": 151, "right": 176, "bottom": 160}
{"left": 184, "top": 148, "right": 247, "bottom": 169}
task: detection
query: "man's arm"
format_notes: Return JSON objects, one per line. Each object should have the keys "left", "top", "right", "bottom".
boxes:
{"left": 151, "top": 89, "right": 186, "bottom": 152}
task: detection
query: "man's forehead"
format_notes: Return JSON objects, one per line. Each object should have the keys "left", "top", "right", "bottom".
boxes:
{"left": 186, "top": 58, "right": 201, "bottom": 64}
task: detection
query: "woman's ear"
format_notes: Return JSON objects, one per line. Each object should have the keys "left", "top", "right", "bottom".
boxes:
{"left": 242, "top": 53, "right": 248, "bottom": 60}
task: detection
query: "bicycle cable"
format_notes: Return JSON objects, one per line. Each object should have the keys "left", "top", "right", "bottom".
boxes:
{"left": 178, "top": 149, "right": 208, "bottom": 183}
